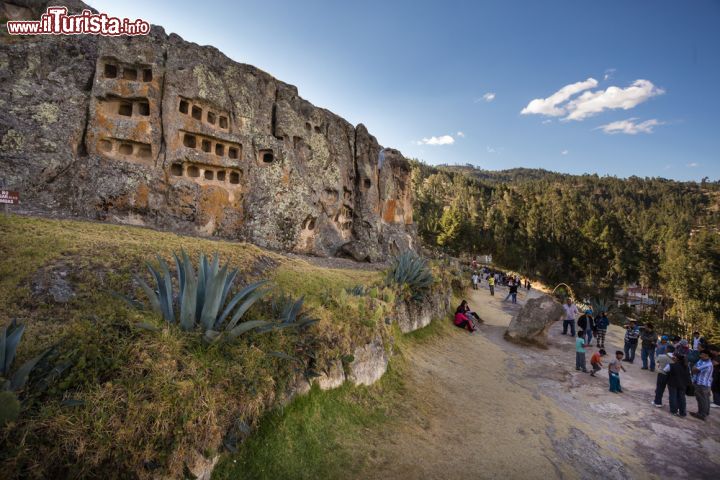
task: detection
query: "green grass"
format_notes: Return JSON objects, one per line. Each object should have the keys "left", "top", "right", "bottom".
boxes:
{"left": 212, "top": 317, "right": 456, "bottom": 480}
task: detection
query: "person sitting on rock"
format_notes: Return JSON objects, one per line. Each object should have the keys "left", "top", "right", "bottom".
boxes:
{"left": 454, "top": 300, "right": 475, "bottom": 332}
{"left": 454, "top": 300, "right": 478, "bottom": 332}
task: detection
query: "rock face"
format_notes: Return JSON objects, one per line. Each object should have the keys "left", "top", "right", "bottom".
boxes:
{"left": 505, "top": 295, "right": 565, "bottom": 345}
{"left": 0, "top": 0, "right": 416, "bottom": 261}
{"left": 394, "top": 289, "right": 452, "bottom": 334}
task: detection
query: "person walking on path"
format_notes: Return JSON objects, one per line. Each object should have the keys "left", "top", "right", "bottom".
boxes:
{"left": 562, "top": 298, "right": 578, "bottom": 336}
{"left": 665, "top": 353, "right": 691, "bottom": 417}
{"left": 590, "top": 349, "right": 606, "bottom": 377}
{"left": 640, "top": 323, "right": 657, "bottom": 371}
{"left": 656, "top": 336, "right": 669, "bottom": 356}
{"left": 471, "top": 272, "right": 480, "bottom": 290}
{"left": 594, "top": 311, "right": 609, "bottom": 348}
{"left": 653, "top": 345, "right": 675, "bottom": 407}
{"left": 690, "top": 350, "right": 714, "bottom": 421}
{"left": 577, "top": 310, "right": 595, "bottom": 346}
{"left": 488, "top": 275, "right": 495, "bottom": 296}
{"left": 623, "top": 320, "right": 640, "bottom": 363}
{"left": 504, "top": 281, "right": 518, "bottom": 304}
{"left": 609, "top": 351, "right": 626, "bottom": 393}
{"left": 576, "top": 332, "right": 588, "bottom": 373}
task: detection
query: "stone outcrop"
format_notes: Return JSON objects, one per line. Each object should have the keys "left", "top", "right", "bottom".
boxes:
{"left": 505, "top": 295, "right": 565, "bottom": 346}
{"left": 394, "top": 288, "right": 452, "bottom": 333}
{"left": 0, "top": 0, "right": 416, "bottom": 261}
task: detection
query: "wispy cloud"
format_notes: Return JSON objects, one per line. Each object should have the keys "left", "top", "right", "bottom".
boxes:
{"left": 561, "top": 150, "right": 569, "bottom": 155}
{"left": 597, "top": 118, "right": 664, "bottom": 135}
{"left": 456, "top": 131, "right": 465, "bottom": 138}
{"left": 542, "top": 119, "right": 552, "bottom": 124}
{"left": 474, "top": 92, "right": 496, "bottom": 103}
{"left": 687, "top": 162, "right": 699, "bottom": 168}
{"left": 521, "top": 78, "right": 598, "bottom": 117}
{"left": 566, "top": 80, "right": 665, "bottom": 121}
{"left": 416, "top": 134, "right": 455, "bottom": 146}
{"left": 603, "top": 68, "right": 616, "bottom": 81}
{"left": 521, "top": 78, "right": 664, "bottom": 121}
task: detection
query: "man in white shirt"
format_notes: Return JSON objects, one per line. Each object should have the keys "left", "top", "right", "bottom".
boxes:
{"left": 562, "top": 298, "right": 578, "bottom": 336}
{"left": 471, "top": 272, "right": 480, "bottom": 290}
{"left": 692, "top": 332, "right": 702, "bottom": 351}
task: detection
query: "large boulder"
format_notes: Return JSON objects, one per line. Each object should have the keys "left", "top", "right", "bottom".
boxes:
{"left": 505, "top": 295, "right": 564, "bottom": 346}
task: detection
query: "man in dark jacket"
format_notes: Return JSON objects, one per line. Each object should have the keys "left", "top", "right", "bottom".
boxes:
{"left": 577, "top": 310, "right": 595, "bottom": 346}
{"left": 666, "top": 353, "right": 692, "bottom": 417}
{"left": 594, "top": 311, "right": 609, "bottom": 348}
{"left": 640, "top": 323, "right": 658, "bottom": 371}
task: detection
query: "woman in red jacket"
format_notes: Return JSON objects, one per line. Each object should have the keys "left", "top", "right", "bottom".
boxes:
{"left": 454, "top": 300, "right": 476, "bottom": 332}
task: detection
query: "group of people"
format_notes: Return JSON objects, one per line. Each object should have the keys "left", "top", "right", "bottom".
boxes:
{"left": 470, "top": 267, "right": 531, "bottom": 304}
{"left": 454, "top": 300, "right": 482, "bottom": 333}
{"left": 564, "top": 298, "right": 719, "bottom": 423}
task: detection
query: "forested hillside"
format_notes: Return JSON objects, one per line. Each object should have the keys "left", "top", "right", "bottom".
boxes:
{"left": 411, "top": 161, "right": 720, "bottom": 339}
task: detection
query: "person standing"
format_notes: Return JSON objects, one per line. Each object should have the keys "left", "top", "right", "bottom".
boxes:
{"left": 609, "top": 351, "right": 626, "bottom": 393}
{"left": 656, "top": 336, "right": 669, "bottom": 356}
{"left": 471, "top": 272, "right": 480, "bottom": 290}
{"left": 576, "top": 332, "right": 588, "bottom": 373}
{"left": 623, "top": 320, "right": 640, "bottom": 363}
{"left": 509, "top": 281, "right": 518, "bottom": 304}
{"left": 710, "top": 345, "right": 720, "bottom": 408}
{"left": 653, "top": 345, "right": 675, "bottom": 407}
{"left": 665, "top": 353, "right": 691, "bottom": 417}
{"left": 562, "top": 298, "right": 578, "bottom": 336}
{"left": 692, "top": 331, "right": 702, "bottom": 351}
{"left": 690, "top": 350, "right": 714, "bottom": 421}
{"left": 595, "top": 311, "right": 609, "bottom": 348}
{"left": 488, "top": 275, "right": 495, "bottom": 296}
{"left": 640, "top": 323, "right": 657, "bottom": 371}
{"left": 577, "top": 310, "right": 595, "bottom": 346}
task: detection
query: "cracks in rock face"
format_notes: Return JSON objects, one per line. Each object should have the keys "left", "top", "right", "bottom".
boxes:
{"left": 77, "top": 62, "right": 97, "bottom": 158}
{"left": 157, "top": 47, "right": 168, "bottom": 167}
{"left": 271, "top": 86, "right": 280, "bottom": 139}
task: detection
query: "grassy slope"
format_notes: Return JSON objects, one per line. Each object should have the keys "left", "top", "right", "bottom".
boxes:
{"left": 212, "top": 314, "right": 454, "bottom": 480}
{"left": 0, "top": 214, "right": 385, "bottom": 478}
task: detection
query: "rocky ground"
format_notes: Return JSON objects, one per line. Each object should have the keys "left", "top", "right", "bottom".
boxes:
{"left": 353, "top": 284, "right": 720, "bottom": 479}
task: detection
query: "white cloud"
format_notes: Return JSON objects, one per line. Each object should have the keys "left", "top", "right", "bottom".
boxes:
{"left": 456, "top": 131, "right": 465, "bottom": 138}
{"left": 687, "top": 162, "right": 699, "bottom": 168}
{"left": 561, "top": 150, "right": 569, "bottom": 155}
{"left": 521, "top": 78, "right": 598, "bottom": 117}
{"left": 604, "top": 68, "right": 616, "bottom": 81}
{"left": 521, "top": 78, "right": 665, "bottom": 121}
{"left": 597, "top": 118, "right": 664, "bottom": 135}
{"left": 483, "top": 92, "right": 496, "bottom": 102}
{"left": 565, "top": 80, "right": 664, "bottom": 121}
{"left": 416, "top": 135, "right": 455, "bottom": 146}
{"left": 542, "top": 119, "right": 552, "bottom": 124}
{"left": 486, "top": 146, "right": 496, "bottom": 153}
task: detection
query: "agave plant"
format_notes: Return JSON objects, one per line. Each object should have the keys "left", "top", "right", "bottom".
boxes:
{"left": 259, "top": 292, "right": 318, "bottom": 333}
{"left": 345, "top": 285, "right": 367, "bottom": 296}
{"left": 590, "top": 297, "right": 615, "bottom": 315}
{"left": 136, "top": 251, "right": 271, "bottom": 342}
{"left": 1, "top": 321, "right": 53, "bottom": 425}
{"left": 385, "top": 251, "right": 434, "bottom": 300}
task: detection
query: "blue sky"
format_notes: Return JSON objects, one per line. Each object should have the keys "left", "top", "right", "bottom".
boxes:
{"left": 92, "top": 0, "right": 720, "bottom": 181}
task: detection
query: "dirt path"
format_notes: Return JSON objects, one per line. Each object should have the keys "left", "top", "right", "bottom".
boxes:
{"left": 356, "top": 284, "right": 720, "bottom": 479}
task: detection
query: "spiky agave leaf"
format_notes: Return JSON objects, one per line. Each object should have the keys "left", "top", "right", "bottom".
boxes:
{"left": 199, "top": 264, "right": 229, "bottom": 331}
{"left": 2, "top": 322, "right": 25, "bottom": 378}
{"left": 156, "top": 256, "right": 176, "bottom": 324}
{"left": 225, "top": 288, "right": 269, "bottom": 332}
{"left": 179, "top": 257, "right": 198, "bottom": 331}
{"left": 227, "top": 320, "right": 271, "bottom": 339}
{"left": 9, "top": 348, "right": 50, "bottom": 391}
{"left": 215, "top": 281, "right": 269, "bottom": 330}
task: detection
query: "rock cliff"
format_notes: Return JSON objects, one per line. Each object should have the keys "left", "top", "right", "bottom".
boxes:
{"left": 0, "top": 0, "right": 416, "bottom": 261}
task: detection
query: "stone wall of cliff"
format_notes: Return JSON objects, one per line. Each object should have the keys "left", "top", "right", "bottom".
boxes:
{"left": 0, "top": 0, "right": 417, "bottom": 261}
